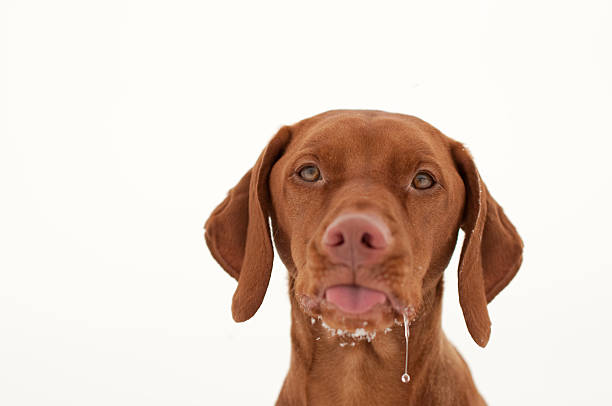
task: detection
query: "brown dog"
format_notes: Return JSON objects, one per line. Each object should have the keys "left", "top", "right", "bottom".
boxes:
{"left": 205, "top": 110, "right": 523, "bottom": 405}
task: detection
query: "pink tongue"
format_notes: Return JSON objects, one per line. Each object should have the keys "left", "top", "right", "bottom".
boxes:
{"left": 325, "top": 285, "right": 387, "bottom": 314}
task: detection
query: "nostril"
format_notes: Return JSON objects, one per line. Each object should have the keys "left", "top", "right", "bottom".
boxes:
{"left": 361, "top": 232, "right": 375, "bottom": 249}
{"left": 325, "top": 230, "right": 345, "bottom": 247}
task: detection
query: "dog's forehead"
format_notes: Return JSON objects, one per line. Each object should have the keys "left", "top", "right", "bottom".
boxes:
{"left": 287, "top": 111, "right": 450, "bottom": 165}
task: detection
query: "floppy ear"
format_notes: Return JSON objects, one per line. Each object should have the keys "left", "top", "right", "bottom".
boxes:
{"left": 204, "top": 126, "right": 291, "bottom": 322}
{"left": 452, "top": 143, "right": 524, "bottom": 347}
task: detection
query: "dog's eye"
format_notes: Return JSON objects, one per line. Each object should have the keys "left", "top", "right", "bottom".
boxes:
{"left": 412, "top": 172, "right": 435, "bottom": 189}
{"left": 299, "top": 165, "right": 321, "bottom": 182}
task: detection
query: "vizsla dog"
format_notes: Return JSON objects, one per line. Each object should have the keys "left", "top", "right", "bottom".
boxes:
{"left": 205, "top": 110, "right": 523, "bottom": 405}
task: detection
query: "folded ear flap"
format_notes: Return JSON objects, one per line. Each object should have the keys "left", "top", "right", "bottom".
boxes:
{"left": 204, "top": 127, "right": 291, "bottom": 322}
{"left": 452, "top": 143, "right": 524, "bottom": 347}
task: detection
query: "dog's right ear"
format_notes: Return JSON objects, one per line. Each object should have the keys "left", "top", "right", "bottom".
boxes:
{"left": 204, "top": 126, "right": 291, "bottom": 322}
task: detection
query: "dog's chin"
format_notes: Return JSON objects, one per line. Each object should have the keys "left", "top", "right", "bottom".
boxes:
{"left": 318, "top": 299, "right": 397, "bottom": 332}
{"left": 298, "top": 285, "right": 416, "bottom": 334}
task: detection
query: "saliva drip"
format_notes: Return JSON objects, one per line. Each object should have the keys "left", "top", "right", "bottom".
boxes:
{"left": 401, "top": 312, "right": 411, "bottom": 383}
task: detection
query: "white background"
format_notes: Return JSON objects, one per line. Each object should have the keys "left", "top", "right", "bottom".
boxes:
{"left": 1, "top": 1, "right": 611, "bottom": 404}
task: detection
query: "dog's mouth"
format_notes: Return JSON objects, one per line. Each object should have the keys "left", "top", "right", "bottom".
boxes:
{"left": 299, "top": 283, "right": 415, "bottom": 334}
{"left": 324, "top": 285, "right": 388, "bottom": 314}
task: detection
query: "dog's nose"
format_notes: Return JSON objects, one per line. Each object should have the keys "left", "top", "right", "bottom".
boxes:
{"left": 322, "top": 213, "right": 390, "bottom": 268}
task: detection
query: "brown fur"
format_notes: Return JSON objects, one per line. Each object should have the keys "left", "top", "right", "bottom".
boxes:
{"left": 205, "top": 110, "right": 523, "bottom": 405}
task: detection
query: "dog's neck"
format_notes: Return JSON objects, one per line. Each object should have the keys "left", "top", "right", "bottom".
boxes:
{"left": 277, "top": 279, "right": 484, "bottom": 406}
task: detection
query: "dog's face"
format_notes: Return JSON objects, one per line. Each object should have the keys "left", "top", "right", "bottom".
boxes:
{"left": 268, "top": 114, "right": 466, "bottom": 332}
{"left": 205, "top": 110, "right": 522, "bottom": 347}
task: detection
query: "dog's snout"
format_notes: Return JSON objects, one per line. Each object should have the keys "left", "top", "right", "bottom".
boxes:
{"left": 322, "top": 213, "right": 391, "bottom": 268}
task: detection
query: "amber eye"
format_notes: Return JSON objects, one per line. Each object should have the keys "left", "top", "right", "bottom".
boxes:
{"left": 298, "top": 165, "right": 321, "bottom": 182}
{"left": 412, "top": 172, "right": 435, "bottom": 189}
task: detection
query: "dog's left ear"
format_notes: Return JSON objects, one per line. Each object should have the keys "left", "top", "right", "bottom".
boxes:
{"left": 204, "top": 126, "right": 291, "bottom": 322}
{"left": 452, "top": 142, "right": 524, "bottom": 347}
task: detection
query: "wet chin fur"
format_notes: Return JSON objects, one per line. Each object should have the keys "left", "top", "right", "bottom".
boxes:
{"left": 318, "top": 299, "right": 397, "bottom": 332}
{"left": 299, "top": 293, "right": 400, "bottom": 336}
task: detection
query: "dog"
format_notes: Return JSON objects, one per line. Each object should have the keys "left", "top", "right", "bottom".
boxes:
{"left": 205, "top": 110, "right": 523, "bottom": 405}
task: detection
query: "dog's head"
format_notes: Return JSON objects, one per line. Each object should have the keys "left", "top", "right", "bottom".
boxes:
{"left": 205, "top": 110, "right": 522, "bottom": 347}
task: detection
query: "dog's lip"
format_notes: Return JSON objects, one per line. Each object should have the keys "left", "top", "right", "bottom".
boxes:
{"left": 300, "top": 283, "right": 411, "bottom": 317}
{"left": 324, "top": 284, "right": 388, "bottom": 314}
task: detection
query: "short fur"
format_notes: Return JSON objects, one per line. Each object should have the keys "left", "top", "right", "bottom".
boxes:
{"left": 205, "top": 110, "right": 523, "bottom": 405}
